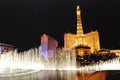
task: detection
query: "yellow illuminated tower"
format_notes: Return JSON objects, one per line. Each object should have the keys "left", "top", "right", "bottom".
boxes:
{"left": 64, "top": 4, "right": 100, "bottom": 55}
{"left": 76, "top": 6, "right": 83, "bottom": 36}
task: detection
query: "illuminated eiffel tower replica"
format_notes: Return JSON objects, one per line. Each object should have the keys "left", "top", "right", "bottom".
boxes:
{"left": 64, "top": 2, "right": 100, "bottom": 56}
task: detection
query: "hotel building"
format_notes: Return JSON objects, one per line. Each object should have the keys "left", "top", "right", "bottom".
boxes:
{"left": 40, "top": 34, "right": 58, "bottom": 60}
{"left": 64, "top": 5, "right": 100, "bottom": 56}
{"left": 0, "top": 43, "right": 14, "bottom": 54}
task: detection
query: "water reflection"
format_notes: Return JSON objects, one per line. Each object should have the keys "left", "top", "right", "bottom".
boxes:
{"left": 80, "top": 70, "right": 120, "bottom": 80}
{"left": 83, "top": 71, "right": 106, "bottom": 80}
{"left": 1, "top": 70, "right": 120, "bottom": 80}
{"left": 0, "top": 70, "right": 91, "bottom": 80}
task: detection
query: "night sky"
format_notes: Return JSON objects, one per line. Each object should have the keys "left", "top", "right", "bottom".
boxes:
{"left": 0, "top": 0, "right": 120, "bottom": 51}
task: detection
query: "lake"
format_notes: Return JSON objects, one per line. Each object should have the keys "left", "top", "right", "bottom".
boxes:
{"left": 0, "top": 70, "right": 120, "bottom": 80}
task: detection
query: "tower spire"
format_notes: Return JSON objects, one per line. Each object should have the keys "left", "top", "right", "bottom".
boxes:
{"left": 76, "top": 5, "right": 84, "bottom": 36}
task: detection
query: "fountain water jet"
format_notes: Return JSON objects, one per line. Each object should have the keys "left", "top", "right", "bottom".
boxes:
{"left": 0, "top": 47, "right": 120, "bottom": 76}
{"left": 0, "top": 48, "right": 76, "bottom": 75}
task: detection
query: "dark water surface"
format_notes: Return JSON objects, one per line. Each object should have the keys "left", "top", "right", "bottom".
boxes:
{"left": 0, "top": 70, "right": 120, "bottom": 80}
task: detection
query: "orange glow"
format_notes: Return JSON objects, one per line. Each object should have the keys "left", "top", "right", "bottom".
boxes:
{"left": 64, "top": 5, "right": 100, "bottom": 55}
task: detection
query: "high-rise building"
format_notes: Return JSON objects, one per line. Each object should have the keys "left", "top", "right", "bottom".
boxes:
{"left": 64, "top": 5, "right": 100, "bottom": 55}
{"left": 0, "top": 43, "right": 14, "bottom": 54}
{"left": 40, "top": 34, "right": 58, "bottom": 60}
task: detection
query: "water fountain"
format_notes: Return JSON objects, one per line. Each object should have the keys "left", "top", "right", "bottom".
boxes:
{"left": 0, "top": 47, "right": 120, "bottom": 78}
{"left": 0, "top": 48, "right": 77, "bottom": 76}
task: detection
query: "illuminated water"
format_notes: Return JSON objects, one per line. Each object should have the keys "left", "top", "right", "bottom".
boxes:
{"left": 0, "top": 70, "right": 120, "bottom": 80}
{"left": 0, "top": 48, "right": 77, "bottom": 76}
{"left": 0, "top": 48, "right": 120, "bottom": 79}
{"left": 0, "top": 70, "right": 91, "bottom": 80}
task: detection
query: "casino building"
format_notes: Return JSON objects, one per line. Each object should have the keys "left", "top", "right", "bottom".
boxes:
{"left": 40, "top": 34, "right": 58, "bottom": 60}
{"left": 0, "top": 43, "right": 14, "bottom": 54}
{"left": 64, "top": 5, "right": 100, "bottom": 56}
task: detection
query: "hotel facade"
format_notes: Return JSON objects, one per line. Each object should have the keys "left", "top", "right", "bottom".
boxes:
{"left": 64, "top": 5, "right": 100, "bottom": 56}
{"left": 40, "top": 34, "right": 58, "bottom": 60}
{"left": 0, "top": 43, "right": 14, "bottom": 54}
